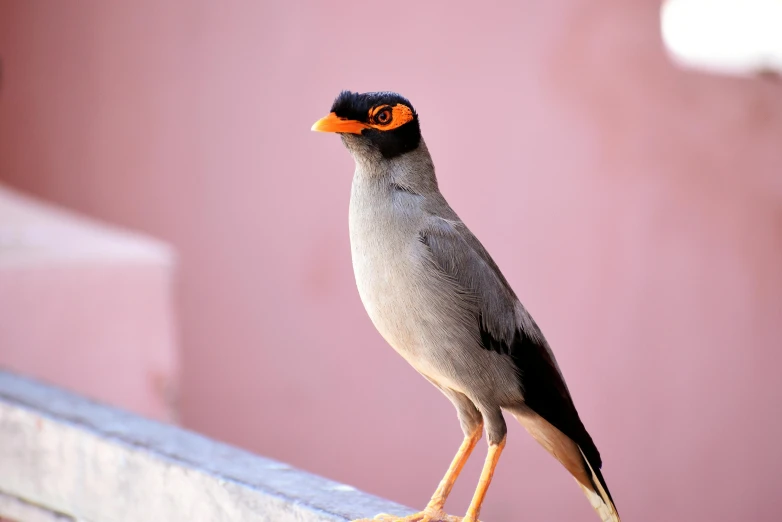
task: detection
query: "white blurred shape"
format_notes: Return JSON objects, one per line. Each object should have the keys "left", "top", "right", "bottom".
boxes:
{"left": 661, "top": 0, "right": 782, "bottom": 76}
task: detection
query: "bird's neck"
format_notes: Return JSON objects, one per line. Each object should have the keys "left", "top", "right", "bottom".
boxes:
{"left": 352, "top": 139, "right": 439, "bottom": 196}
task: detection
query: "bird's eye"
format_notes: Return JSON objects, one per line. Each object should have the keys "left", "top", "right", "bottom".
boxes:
{"left": 374, "top": 108, "right": 392, "bottom": 125}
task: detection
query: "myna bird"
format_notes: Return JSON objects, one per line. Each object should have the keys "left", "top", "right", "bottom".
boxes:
{"left": 312, "top": 91, "right": 620, "bottom": 522}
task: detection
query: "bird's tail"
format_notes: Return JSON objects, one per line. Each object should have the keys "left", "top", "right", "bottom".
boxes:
{"left": 575, "top": 448, "right": 620, "bottom": 522}
{"left": 511, "top": 410, "right": 620, "bottom": 522}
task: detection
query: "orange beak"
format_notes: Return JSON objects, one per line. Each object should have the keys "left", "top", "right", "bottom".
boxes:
{"left": 311, "top": 112, "right": 367, "bottom": 134}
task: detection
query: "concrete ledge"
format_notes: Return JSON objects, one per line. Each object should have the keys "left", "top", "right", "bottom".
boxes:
{"left": 0, "top": 370, "right": 414, "bottom": 522}
{"left": 0, "top": 491, "right": 73, "bottom": 522}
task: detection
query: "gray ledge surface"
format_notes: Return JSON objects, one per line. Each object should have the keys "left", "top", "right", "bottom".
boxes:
{"left": 0, "top": 370, "right": 414, "bottom": 522}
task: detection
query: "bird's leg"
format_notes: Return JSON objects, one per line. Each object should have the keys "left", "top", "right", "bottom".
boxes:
{"left": 424, "top": 423, "right": 483, "bottom": 513}
{"left": 463, "top": 436, "right": 506, "bottom": 522}
{"left": 356, "top": 424, "right": 483, "bottom": 522}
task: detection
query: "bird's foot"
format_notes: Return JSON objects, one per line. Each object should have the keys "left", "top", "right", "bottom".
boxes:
{"left": 351, "top": 511, "right": 480, "bottom": 522}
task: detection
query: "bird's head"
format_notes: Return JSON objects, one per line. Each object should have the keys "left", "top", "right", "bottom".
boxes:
{"left": 311, "top": 91, "right": 421, "bottom": 160}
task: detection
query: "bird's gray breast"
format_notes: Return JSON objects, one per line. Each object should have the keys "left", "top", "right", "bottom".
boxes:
{"left": 348, "top": 176, "right": 479, "bottom": 388}
{"left": 349, "top": 179, "right": 432, "bottom": 355}
{"left": 347, "top": 173, "right": 525, "bottom": 407}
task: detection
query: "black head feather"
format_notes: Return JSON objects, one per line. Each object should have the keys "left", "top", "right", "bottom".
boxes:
{"left": 330, "top": 90, "right": 421, "bottom": 159}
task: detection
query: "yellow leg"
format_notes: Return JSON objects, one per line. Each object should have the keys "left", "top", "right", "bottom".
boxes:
{"left": 351, "top": 425, "right": 483, "bottom": 522}
{"left": 425, "top": 423, "right": 483, "bottom": 512}
{"left": 463, "top": 436, "right": 506, "bottom": 522}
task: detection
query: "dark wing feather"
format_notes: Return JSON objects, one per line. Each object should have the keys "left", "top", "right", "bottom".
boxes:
{"left": 419, "top": 216, "right": 603, "bottom": 469}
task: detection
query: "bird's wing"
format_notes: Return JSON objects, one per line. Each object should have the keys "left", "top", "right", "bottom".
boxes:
{"left": 419, "top": 215, "right": 613, "bottom": 495}
{"left": 419, "top": 216, "right": 598, "bottom": 450}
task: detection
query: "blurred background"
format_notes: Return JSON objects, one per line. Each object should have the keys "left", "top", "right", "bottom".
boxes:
{"left": 1, "top": 1, "right": 781, "bottom": 521}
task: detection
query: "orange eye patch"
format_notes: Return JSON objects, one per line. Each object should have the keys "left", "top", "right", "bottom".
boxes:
{"left": 367, "top": 104, "right": 414, "bottom": 131}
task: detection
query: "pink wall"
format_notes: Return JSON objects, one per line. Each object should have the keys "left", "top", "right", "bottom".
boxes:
{"left": 0, "top": 184, "right": 179, "bottom": 422}
{"left": 2, "top": 1, "right": 782, "bottom": 521}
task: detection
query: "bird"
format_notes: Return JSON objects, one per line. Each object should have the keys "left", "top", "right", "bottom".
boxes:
{"left": 311, "top": 90, "right": 620, "bottom": 522}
